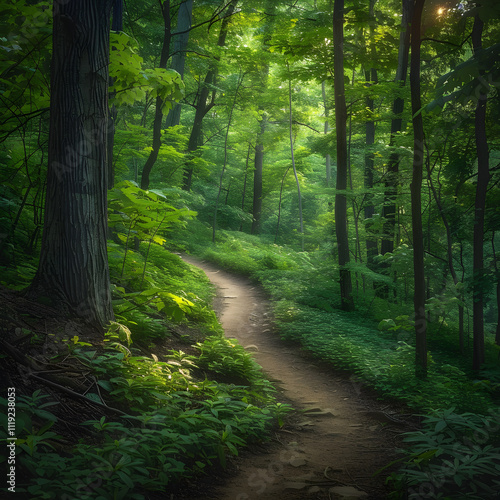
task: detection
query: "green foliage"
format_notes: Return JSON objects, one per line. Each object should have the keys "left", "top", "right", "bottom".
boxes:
{"left": 273, "top": 297, "right": 493, "bottom": 413}
{"left": 108, "top": 180, "right": 196, "bottom": 280}
{"left": 196, "top": 336, "right": 260, "bottom": 382}
{"left": 110, "top": 32, "right": 184, "bottom": 111}
{"left": 73, "top": 339, "right": 197, "bottom": 409}
{"left": 6, "top": 329, "right": 282, "bottom": 499}
{"left": 0, "top": 0, "right": 51, "bottom": 138}
{"left": 388, "top": 408, "right": 500, "bottom": 499}
{"left": 182, "top": 229, "right": 310, "bottom": 277}
{"left": 107, "top": 242, "right": 221, "bottom": 341}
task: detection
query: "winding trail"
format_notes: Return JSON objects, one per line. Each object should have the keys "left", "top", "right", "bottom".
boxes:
{"left": 182, "top": 255, "right": 408, "bottom": 500}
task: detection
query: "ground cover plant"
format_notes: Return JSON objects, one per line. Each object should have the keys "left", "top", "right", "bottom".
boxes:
{"left": 0, "top": 342, "right": 282, "bottom": 499}
{"left": 0, "top": 231, "right": 287, "bottom": 499}
{"left": 176, "top": 228, "right": 500, "bottom": 499}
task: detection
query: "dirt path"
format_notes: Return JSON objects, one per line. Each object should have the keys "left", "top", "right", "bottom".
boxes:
{"left": 182, "top": 256, "right": 409, "bottom": 500}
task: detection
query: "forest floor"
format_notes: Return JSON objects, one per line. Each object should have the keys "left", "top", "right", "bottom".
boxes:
{"left": 0, "top": 257, "right": 419, "bottom": 500}
{"left": 181, "top": 255, "right": 418, "bottom": 500}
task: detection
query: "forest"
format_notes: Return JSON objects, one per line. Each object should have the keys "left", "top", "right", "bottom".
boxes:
{"left": 0, "top": 0, "right": 499, "bottom": 498}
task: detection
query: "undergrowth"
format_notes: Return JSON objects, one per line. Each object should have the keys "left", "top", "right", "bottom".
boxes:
{"left": 0, "top": 219, "right": 289, "bottom": 498}
{"left": 178, "top": 228, "right": 500, "bottom": 500}
{"left": 386, "top": 408, "right": 500, "bottom": 499}
{"left": 0, "top": 328, "right": 287, "bottom": 499}
{"left": 179, "top": 230, "right": 499, "bottom": 416}
{"left": 108, "top": 241, "right": 222, "bottom": 340}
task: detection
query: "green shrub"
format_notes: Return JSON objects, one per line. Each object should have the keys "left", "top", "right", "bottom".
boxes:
{"left": 388, "top": 407, "right": 500, "bottom": 499}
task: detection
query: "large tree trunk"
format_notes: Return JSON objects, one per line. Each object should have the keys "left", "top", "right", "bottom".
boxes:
{"left": 165, "top": 0, "right": 193, "bottom": 128}
{"left": 333, "top": 0, "right": 354, "bottom": 311}
{"left": 30, "top": 0, "right": 115, "bottom": 328}
{"left": 141, "top": 0, "right": 171, "bottom": 190}
{"left": 472, "top": 14, "right": 490, "bottom": 371}
{"left": 380, "top": 0, "right": 412, "bottom": 257}
{"left": 409, "top": 0, "right": 427, "bottom": 379}
{"left": 182, "top": 0, "right": 238, "bottom": 191}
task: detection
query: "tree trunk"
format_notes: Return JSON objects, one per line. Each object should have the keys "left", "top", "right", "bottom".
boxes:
{"left": 288, "top": 70, "right": 304, "bottom": 251}
{"left": 213, "top": 72, "right": 244, "bottom": 242}
{"left": 364, "top": 0, "right": 378, "bottom": 270}
{"left": 30, "top": 0, "right": 115, "bottom": 328}
{"left": 165, "top": 0, "right": 193, "bottom": 128}
{"left": 251, "top": 116, "right": 266, "bottom": 234}
{"left": 239, "top": 144, "right": 251, "bottom": 231}
{"left": 472, "top": 14, "right": 490, "bottom": 371}
{"left": 333, "top": 0, "right": 354, "bottom": 311}
{"left": 409, "top": 0, "right": 427, "bottom": 379}
{"left": 380, "top": 0, "right": 413, "bottom": 257}
{"left": 182, "top": 0, "right": 238, "bottom": 191}
{"left": 141, "top": 0, "right": 171, "bottom": 190}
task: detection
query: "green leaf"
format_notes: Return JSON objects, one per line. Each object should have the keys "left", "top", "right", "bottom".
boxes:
{"left": 435, "top": 420, "right": 447, "bottom": 433}
{"left": 116, "top": 470, "right": 134, "bottom": 488}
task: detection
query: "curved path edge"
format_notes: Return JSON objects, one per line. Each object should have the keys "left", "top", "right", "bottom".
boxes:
{"left": 181, "top": 254, "right": 407, "bottom": 500}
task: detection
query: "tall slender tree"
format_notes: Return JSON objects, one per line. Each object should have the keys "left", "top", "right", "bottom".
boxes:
{"left": 471, "top": 13, "right": 490, "bottom": 372}
{"left": 213, "top": 71, "right": 245, "bottom": 242}
{"left": 141, "top": 0, "right": 172, "bottom": 190}
{"left": 333, "top": 0, "right": 354, "bottom": 311}
{"left": 380, "top": 0, "right": 412, "bottom": 267}
{"left": 251, "top": 0, "right": 276, "bottom": 234}
{"left": 165, "top": 0, "right": 194, "bottom": 128}
{"left": 409, "top": 0, "right": 427, "bottom": 378}
{"left": 288, "top": 66, "right": 304, "bottom": 251}
{"left": 183, "top": 0, "right": 239, "bottom": 191}
{"left": 251, "top": 115, "right": 266, "bottom": 234}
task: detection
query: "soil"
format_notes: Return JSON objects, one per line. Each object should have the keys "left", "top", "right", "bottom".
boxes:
{"left": 0, "top": 258, "right": 417, "bottom": 500}
{"left": 181, "top": 255, "right": 416, "bottom": 500}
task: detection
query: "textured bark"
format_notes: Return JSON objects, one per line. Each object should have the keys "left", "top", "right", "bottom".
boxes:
{"left": 30, "top": 0, "right": 115, "bottom": 328}
{"left": 472, "top": 14, "right": 489, "bottom": 371}
{"left": 410, "top": 0, "right": 427, "bottom": 379}
{"left": 141, "top": 0, "right": 171, "bottom": 190}
{"left": 333, "top": 0, "right": 354, "bottom": 311}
